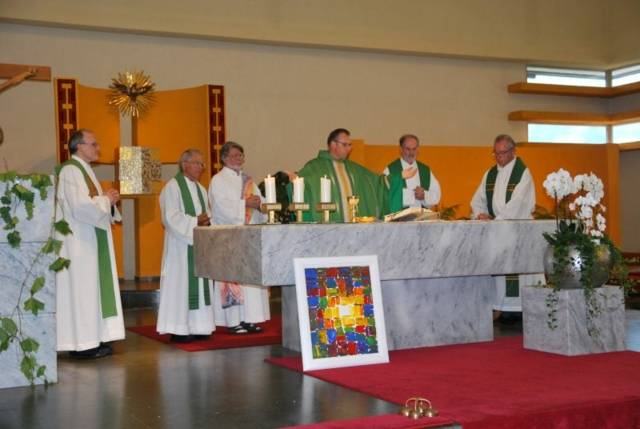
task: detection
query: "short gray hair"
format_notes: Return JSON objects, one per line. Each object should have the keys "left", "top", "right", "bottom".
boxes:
{"left": 220, "top": 141, "right": 244, "bottom": 165}
{"left": 178, "top": 149, "right": 202, "bottom": 172}
{"left": 68, "top": 129, "right": 92, "bottom": 154}
{"left": 399, "top": 134, "right": 419, "bottom": 147}
{"left": 494, "top": 134, "right": 516, "bottom": 150}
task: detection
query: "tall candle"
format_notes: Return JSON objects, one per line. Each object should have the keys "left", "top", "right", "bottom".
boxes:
{"left": 292, "top": 177, "right": 305, "bottom": 203}
{"left": 320, "top": 175, "right": 331, "bottom": 203}
{"left": 264, "top": 175, "right": 276, "bottom": 203}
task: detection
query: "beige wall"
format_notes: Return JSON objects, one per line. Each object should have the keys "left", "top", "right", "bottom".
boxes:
{"left": 0, "top": 0, "right": 616, "bottom": 68}
{"left": 620, "top": 150, "right": 640, "bottom": 252}
{"left": 608, "top": 0, "right": 640, "bottom": 67}
{"left": 0, "top": 23, "right": 611, "bottom": 180}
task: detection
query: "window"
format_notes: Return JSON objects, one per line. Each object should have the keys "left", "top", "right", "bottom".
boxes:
{"left": 611, "top": 64, "right": 640, "bottom": 87}
{"left": 526, "top": 66, "right": 606, "bottom": 87}
{"left": 528, "top": 124, "right": 607, "bottom": 144}
{"left": 612, "top": 122, "right": 640, "bottom": 143}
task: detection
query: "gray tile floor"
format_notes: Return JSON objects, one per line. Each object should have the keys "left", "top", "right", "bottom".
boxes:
{"left": 0, "top": 307, "right": 638, "bottom": 429}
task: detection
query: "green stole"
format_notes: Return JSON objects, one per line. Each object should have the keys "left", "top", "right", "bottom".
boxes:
{"left": 485, "top": 157, "right": 526, "bottom": 219}
{"left": 386, "top": 159, "right": 431, "bottom": 213}
{"left": 56, "top": 158, "right": 117, "bottom": 318}
{"left": 174, "top": 173, "right": 211, "bottom": 310}
{"left": 485, "top": 157, "right": 527, "bottom": 298}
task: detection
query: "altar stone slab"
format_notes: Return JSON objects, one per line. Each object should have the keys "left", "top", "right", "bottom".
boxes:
{"left": 195, "top": 220, "right": 554, "bottom": 351}
{"left": 522, "top": 286, "right": 626, "bottom": 356}
{"left": 194, "top": 220, "right": 555, "bottom": 285}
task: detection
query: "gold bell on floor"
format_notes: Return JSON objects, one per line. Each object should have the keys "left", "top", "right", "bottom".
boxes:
{"left": 399, "top": 397, "right": 439, "bottom": 419}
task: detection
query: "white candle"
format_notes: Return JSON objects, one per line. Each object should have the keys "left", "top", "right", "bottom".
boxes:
{"left": 264, "top": 175, "right": 276, "bottom": 203}
{"left": 320, "top": 175, "right": 331, "bottom": 203}
{"left": 292, "top": 177, "right": 305, "bottom": 203}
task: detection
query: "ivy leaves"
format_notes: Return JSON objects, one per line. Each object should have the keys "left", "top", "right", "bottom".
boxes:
{"left": 1, "top": 174, "right": 52, "bottom": 248}
{"left": 0, "top": 172, "right": 66, "bottom": 385}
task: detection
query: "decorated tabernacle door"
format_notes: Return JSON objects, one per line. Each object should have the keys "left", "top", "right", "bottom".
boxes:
{"left": 293, "top": 255, "right": 389, "bottom": 371}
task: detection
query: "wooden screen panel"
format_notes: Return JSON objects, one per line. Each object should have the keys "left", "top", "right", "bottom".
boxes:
{"left": 135, "top": 86, "right": 210, "bottom": 167}
{"left": 77, "top": 84, "right": 121, "bottom": 163}
{"left": 54, "top": 78, "right": 78, "bottom": 163}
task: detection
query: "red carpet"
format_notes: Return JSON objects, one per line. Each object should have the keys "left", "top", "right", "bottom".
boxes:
{"left": 281, "top": 413, "right": 455, "bottom": 429}
{"left": 267, "top": 336, "right": 640, "bottom": 429}
{"left": 128, "top": 316, "right": 281, "bottom": 351}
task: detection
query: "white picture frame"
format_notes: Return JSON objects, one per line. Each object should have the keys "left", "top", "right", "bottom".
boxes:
{"left": 293, "top": 255, "right": 389, "bottom": 371}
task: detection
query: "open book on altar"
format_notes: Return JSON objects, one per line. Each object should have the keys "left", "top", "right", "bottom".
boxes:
{"left": 383, "top": 207, "right": 439, "bottom": 222}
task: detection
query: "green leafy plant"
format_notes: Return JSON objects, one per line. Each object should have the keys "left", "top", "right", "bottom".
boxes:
{"left": 0, "top": 172, "right": 71, "bottom": 384}
{"left": 542, "top": 170, "right": 632, "bottom": 337}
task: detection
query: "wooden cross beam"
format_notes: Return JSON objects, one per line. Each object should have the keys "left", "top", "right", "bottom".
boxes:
{"left": 0, "top": 63, "right": 51, "bottom": 93}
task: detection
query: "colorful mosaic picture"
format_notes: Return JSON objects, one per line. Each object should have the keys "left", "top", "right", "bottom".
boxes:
{"left": 294, "top": 255, "right": 388, "bottom": 371}
{"left": 305, "top": 266, "right": 378, "bottom": 359}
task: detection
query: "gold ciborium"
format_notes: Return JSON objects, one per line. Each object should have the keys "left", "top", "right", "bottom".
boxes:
{"left": 347, "top": 195, "right": 359, "bottom": 223}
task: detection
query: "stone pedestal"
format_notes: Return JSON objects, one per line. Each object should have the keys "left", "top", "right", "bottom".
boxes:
{"left": 0, "top": 179, "right": 57, "bottom": 388}
{"left": 522, "top": 285, "right": 626, "bottom": 356}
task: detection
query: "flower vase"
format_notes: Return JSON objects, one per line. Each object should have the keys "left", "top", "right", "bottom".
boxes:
{"left": 543, "top": 243, "right": 612, "bottom": 289}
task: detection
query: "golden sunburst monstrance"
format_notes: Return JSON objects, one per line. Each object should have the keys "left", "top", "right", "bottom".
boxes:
{"left": 108, "top": 71, "right": 155, "bottom": 117}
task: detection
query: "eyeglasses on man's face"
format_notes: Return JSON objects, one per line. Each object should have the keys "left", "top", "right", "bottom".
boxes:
{"left": 334, "top": 140, "right": 352, "bottom": 148}
{"left": 492, "top": 148, "right": 513, "bottom": 157}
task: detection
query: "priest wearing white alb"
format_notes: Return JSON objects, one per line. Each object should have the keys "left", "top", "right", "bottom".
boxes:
{"left": 157, "top": 149, "right": 215, "bottom": 342}
{"left": 383, "top": 134, "right": 441, "bottom": 212}
{"left": 56, "top": 129, "right": 124, "bottom": 359}
{"left": 470, "top": 134, "right": 544, "bottom": 320}
{"left": 208, "top": 141, "right": 270, "bottom": 334}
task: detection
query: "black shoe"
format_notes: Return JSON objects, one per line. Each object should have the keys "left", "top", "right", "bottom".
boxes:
{"left": 170, "top": 334, "right": 194, "bottom": 343}
{"left": 241, "top": 321, "right": 264, "bottom": 333}
{"left": 69, "top": 346, "right": 111, "bottom": 360}
{"left": 228, "top": 325, "right": 249, "bottom": 335}
{"left": 193, "top": 334, "right": 211, "bottom": 341}
{"left": 99, "top": 343, "right": 113, "bottom": 355}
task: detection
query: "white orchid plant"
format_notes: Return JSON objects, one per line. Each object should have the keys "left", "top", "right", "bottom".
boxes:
{"left": 542, "top": 169, "right": 632, "bottom": 337}
{"left": 543, "top": 169, "right": 607, "bottom": 238}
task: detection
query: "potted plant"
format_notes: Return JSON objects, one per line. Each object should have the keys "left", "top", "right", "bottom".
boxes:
{"left": 541, "top": 169, "right": 631, "bottom": 337}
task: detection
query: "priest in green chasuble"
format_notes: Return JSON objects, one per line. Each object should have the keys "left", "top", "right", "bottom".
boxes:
{"left": 56, "top": 129, "right": 125, "bottom": 359}
{"left": 156, "top": 149, "right": 215, "bottom": 342}
{"left": 383, "top": 134, "right": 441, "bottom": 212}
{"left": 470, "top": 134, "right": 544, "bottom": 319}
{"left": 296, "top": 128, "right": 386, "bottom": 222}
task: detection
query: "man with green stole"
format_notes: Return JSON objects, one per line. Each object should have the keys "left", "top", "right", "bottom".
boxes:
{"left": 156, "top": 149, "right": 215, "bottom": 342}
{"left": 56, "top": 129, "right": 124, "bottom": 359}
{"left": 383, "top": 134, "right": 441, "bottom": 212}
{"left": 296, "top": 128, "right": 385, "bottom": 222}
{"left": 470, "top": 134, "right": 544, "bottom": 321}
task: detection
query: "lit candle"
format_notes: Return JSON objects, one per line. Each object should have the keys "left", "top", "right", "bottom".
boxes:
{"left": 292, "top": 177, "right": 305, "bottom": 203}
{"left": 264, "top": 174, "right": 276, "bottom": 203}
{"left": 320, "top": 175, "right": 331, "bottom": 203}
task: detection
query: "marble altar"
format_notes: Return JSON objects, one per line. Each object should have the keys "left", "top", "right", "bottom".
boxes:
{"left": 194, "top": 220, "right": 555, "bottom": 351}
{"left": 0, "top": 179, "right": 57, "bottom": 388}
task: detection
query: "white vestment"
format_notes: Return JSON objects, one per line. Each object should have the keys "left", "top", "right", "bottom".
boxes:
{"left": 470, "top": 157, "right": 545, "bottom": 312}
{"left": 383, "top": 159, "right": 442, "bottom": 208}
{"left": 56, "top": 155, "right": 125, "bottom": 351}
{"left": 209, "top": 167, "right": 270, "bottom": 326}
{"left": 156, "top": 177, "right": 215, "bottom": 335}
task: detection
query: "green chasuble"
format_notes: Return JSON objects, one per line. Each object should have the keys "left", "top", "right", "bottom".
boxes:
{"left": 56, "top": 158, "right": 117, "bottom": 318}
{"left": 385, "top": 159, "right": 431, "bottom": 213}
{"left": 484, "top": 157, "right": 527, "bottom": 299}
{"left": 294, "top": 150, "right": 387, "bottom": 222}
{"left": 174, "top": 173, "right": 211, "bottom": 310}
